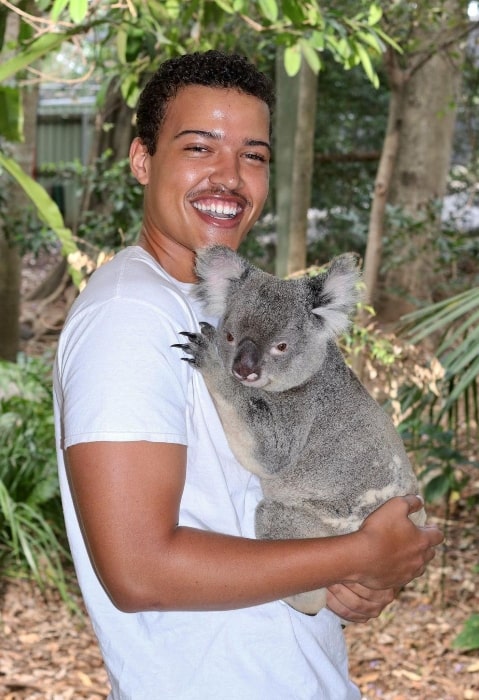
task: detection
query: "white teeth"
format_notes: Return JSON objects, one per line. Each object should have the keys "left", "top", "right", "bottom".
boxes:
{"left": 193, "top": 201, "right": 239, "bottom": 217}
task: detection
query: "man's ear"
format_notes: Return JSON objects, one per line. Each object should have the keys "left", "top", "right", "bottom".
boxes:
{"left": 129, "top": 137, "right": 150, "bottom": 185}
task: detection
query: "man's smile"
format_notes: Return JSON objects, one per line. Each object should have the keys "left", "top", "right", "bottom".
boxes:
{"left": 192, "top": 199, "right": 243, "bottom": 219}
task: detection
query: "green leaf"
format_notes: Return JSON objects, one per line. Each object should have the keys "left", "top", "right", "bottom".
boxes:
{"left": 284, "top": 44, "right": 302, "bottom": 77}
{"left": 50, "top": 0, "right": 70, "bottom": 21}
{"left": 0, "top": 87, "right": 23, "bottom": 141}
{"left": 0, "top": 153, "right": 79, "bottom": 281}
{"left": 213, "top": 0, "right": 235, "bottom": 11}
{"left": 405, "top": 288, "right": 479, "bottom": 345}
{"left": 453, "top": 613, "right": 479, "bottom": 651}
{"left": 0, "top": 32, "right": 68, "bottom": 82}
{"left": 117, "top": 28, "right": 127, "bottom": 64}
{"left": 309, "top": 30, "right": 325, "bottom": 51}
{"left": 163, "top": 0, "right": 181, "bottom": 18}
{"left": 355, "top": 42, "right": 379, "bottom": 88}
{"left": 282, "top": 0, "right": 306, "bottom": 24}
{"left": 423, "top": 473, "right": 451, "bottom": 501}
{"left": 357, "top": 29, "right": 383, "bottom": 54}
{"left": 0, "top": 7, "right": 8, "bottom": 51}
{"left": 69, "top": 0, "right": 88, "bottom": 23}
{"left": 368, "top": 3, "right": 382, "bottom": 26}
{"left": 258, "top": 0, "right": 278, "bottom": 23}
{"left": 120, "top": 74, "right": 142, "bottom": 109}
{"left": 300, "top": 40, "right": 321, "bottom": 74}
{"left": 326, "top": 34, "right": 351, "bottom": 60}
{"left": 373, "top": 26, "right": 402, "bottom": 54}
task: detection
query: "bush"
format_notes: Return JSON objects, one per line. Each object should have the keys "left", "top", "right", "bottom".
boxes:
{"left": 0, "top": 354, "right": 71, "bottom": 602}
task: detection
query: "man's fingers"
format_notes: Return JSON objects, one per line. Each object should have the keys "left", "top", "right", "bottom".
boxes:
{"left": 403, "top": 493, "right": 425, "bottom": 514}
{"left": 326, "top": 583, "right": 396, "bottom": 623}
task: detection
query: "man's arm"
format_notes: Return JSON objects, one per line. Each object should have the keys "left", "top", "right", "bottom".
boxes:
{"left": 66, "top": 440, "right": 442, "bottom": 615}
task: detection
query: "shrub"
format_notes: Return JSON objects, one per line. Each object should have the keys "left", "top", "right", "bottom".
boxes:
{"left": 0, "top": 354, "right": 71, "bottom": 602}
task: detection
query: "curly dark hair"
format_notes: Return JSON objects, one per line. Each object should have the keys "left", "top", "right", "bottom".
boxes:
{"left": 136, "top": 50, "right": 275, "bottom": 155}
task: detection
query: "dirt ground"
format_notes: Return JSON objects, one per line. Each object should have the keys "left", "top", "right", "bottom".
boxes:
{"left": 0, "top": 499, "right": 477, "bottom": 700}
{"left": 0, "top": 251, "right": 477, "bottom": 700}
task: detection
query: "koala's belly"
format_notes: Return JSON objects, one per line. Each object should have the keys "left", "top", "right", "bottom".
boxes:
{"left": 209, "top": 390, "right": 270, "bottom": 479}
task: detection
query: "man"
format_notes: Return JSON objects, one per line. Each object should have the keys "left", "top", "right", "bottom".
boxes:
{"left": 54, "top": 51, "right": 442, "bottom": 699}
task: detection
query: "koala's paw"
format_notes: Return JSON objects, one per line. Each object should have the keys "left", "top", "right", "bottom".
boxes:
{"left": 171, "top": 322, "right": 216, "bottom": 368}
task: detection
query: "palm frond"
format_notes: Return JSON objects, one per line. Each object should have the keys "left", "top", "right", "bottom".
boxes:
{"left": 401, "top": 286, "right": 479, "bottom": 424}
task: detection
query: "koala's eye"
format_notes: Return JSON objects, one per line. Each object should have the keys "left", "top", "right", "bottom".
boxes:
{"left": 226, "top": 331, "right": 235, "bottom": 343}
{"left": 271, "top": 342, "right": 288, "bottom": 356}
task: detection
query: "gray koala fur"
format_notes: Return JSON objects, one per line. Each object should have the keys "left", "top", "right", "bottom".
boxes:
{"left": 174, "top": 244, "right": 426, "bottom": 615}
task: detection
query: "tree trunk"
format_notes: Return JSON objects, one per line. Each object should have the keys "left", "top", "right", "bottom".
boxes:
{"left": 275, "top": 50, "right": 299, "bottom": 277}
{"left": 275, "top": 53, "right": 318, "bottom": 277}
{"left": 0, "top": 235, "right": 21, "bottom": 362}
{"left": 364, "top": 2, "right": 468, "bottom": 323}
{"left": 0, "top": 8, "right": 38, "bottom": 361}
{"left": 362, "top": 51, "right": 404, "bottom": 307}
{"left": 378, "top": 46, "right": 465, "bottom": 321}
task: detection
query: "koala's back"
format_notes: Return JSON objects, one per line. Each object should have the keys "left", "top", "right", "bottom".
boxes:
{"left": 253, "top": 341, "right": 421, "bottom": 539}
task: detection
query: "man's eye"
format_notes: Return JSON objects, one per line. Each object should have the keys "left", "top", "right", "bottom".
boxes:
{"left": 245, "top": 152, "right": 267, "bottom": 162}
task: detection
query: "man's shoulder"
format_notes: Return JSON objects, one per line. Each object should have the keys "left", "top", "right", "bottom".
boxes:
{"left": 72, "top": 246, "right": 195, "bottom": 315}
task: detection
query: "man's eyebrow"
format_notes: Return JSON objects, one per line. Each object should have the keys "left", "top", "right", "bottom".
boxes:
{"left": 247, "top": 139, "right": 272, "bottom": 155}
{"left": 175, "top": 130, "right": 271, "bottom": 154}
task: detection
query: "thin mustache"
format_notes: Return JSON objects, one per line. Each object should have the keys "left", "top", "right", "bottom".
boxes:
{"left": 188, "top": 186, "right": 250, "bottom": 206}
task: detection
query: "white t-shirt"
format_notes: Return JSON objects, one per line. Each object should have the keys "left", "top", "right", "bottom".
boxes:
{"left": 53, "top": 246, "right": 360, "bottom": 700}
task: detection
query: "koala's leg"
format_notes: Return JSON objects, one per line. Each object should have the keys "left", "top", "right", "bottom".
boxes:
{"left": 255, "top": 498, "right": 333, "bottom": 541}
{"left": 284, "top": 589, "right": 328, "bottom": 616}
{"left": 255, "top": 498, "right": 336, "bottom": 615}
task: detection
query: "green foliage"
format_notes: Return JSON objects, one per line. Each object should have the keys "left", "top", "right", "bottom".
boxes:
{"left": 401, "top": 421, "right": 474, "bottom": 502}
{"left": 391, "top": 296, "right": 479, "bottom": 506}
{"left": 0, "top": 151, "right": 80, "bottom": 279}
{"left": 312, "top": 52, "right": 388, "bottom": 253}
{"left": 0, "top": 87, "right": 22, "bottom": 142}
{"left": 342, "top": 304, "right": 398, "bottom": 367}
{"left": 382, "top": 201, "right": 479, "bottom": 285}
{"left": 0, "top": 355, "right": 71, "bottom": 602}
{"left": 402, "top": 286, "right": 479, "bottom": 424}
{"left": 0, "top": 1, "right": 399, "bottom": 107}
{"left": 0, "top": 180, "right": 51, "bottom": 256}
{"left": 453, "top": 611, "right": 479, "bottom": 652}
{"left": 307, "top": 208, "right": 370, "bottom": 265}
{"left": 39, "top": 152, "right": 144, "bottom": 254}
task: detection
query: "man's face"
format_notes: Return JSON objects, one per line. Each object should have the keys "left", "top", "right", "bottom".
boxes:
{"left": 131, "top": 85, "right": 271, "bottom": 278}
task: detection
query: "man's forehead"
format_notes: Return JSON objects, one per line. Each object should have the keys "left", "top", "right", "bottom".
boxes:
{"left": 165, "top": 85, "right": 270, "bottom": 124}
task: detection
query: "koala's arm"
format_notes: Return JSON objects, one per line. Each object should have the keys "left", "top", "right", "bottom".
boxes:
{"left": 174, "top": 324, "right": 306, "bottom": 473}
{"left": 174, "top": 322, "right": 238, "bottom": 393}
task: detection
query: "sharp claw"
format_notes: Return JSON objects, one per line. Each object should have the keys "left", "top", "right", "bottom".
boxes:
{"left": 199, "top": 321, "right": 213, "bottom": 329}
{"left": 181, "top": 357, "right": 197, "bottom": 365}
{"left": 179, "top": 331, "right": 199, "bottom": 340}
{"left": 171, "top": 343, "right": 191, "bottom": 351}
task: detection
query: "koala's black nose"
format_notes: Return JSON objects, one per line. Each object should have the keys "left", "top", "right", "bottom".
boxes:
{"left": 233, "top": 338, "right": 261, "bottom": 381}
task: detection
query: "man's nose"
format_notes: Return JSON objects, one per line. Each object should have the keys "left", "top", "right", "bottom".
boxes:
{"left": 209, "top": 152, "right": 243, "bottom": 190}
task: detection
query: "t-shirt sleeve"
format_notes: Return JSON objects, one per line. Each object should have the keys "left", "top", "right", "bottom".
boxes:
{"left": 57, "top": 297, "right": 192, "bottom": 448}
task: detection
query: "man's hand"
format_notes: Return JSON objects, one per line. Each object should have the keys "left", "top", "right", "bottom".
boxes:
{"left": 326, "top": 582, "right": 396, "bottom": 623}
{"left": 350, "top": 495, "right": 443, "bottom": 592}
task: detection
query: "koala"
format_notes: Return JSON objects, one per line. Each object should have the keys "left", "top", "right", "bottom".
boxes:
{"left": 173, "top": 244, "right": 426, "bottom": 615}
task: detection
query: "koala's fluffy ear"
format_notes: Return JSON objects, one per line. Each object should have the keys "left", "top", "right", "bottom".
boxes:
{"left": 309, "top": 254, "right": 361, "bottom": 338}
{"left": 195, "top": 245, "right": 250, "bottom": 316}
